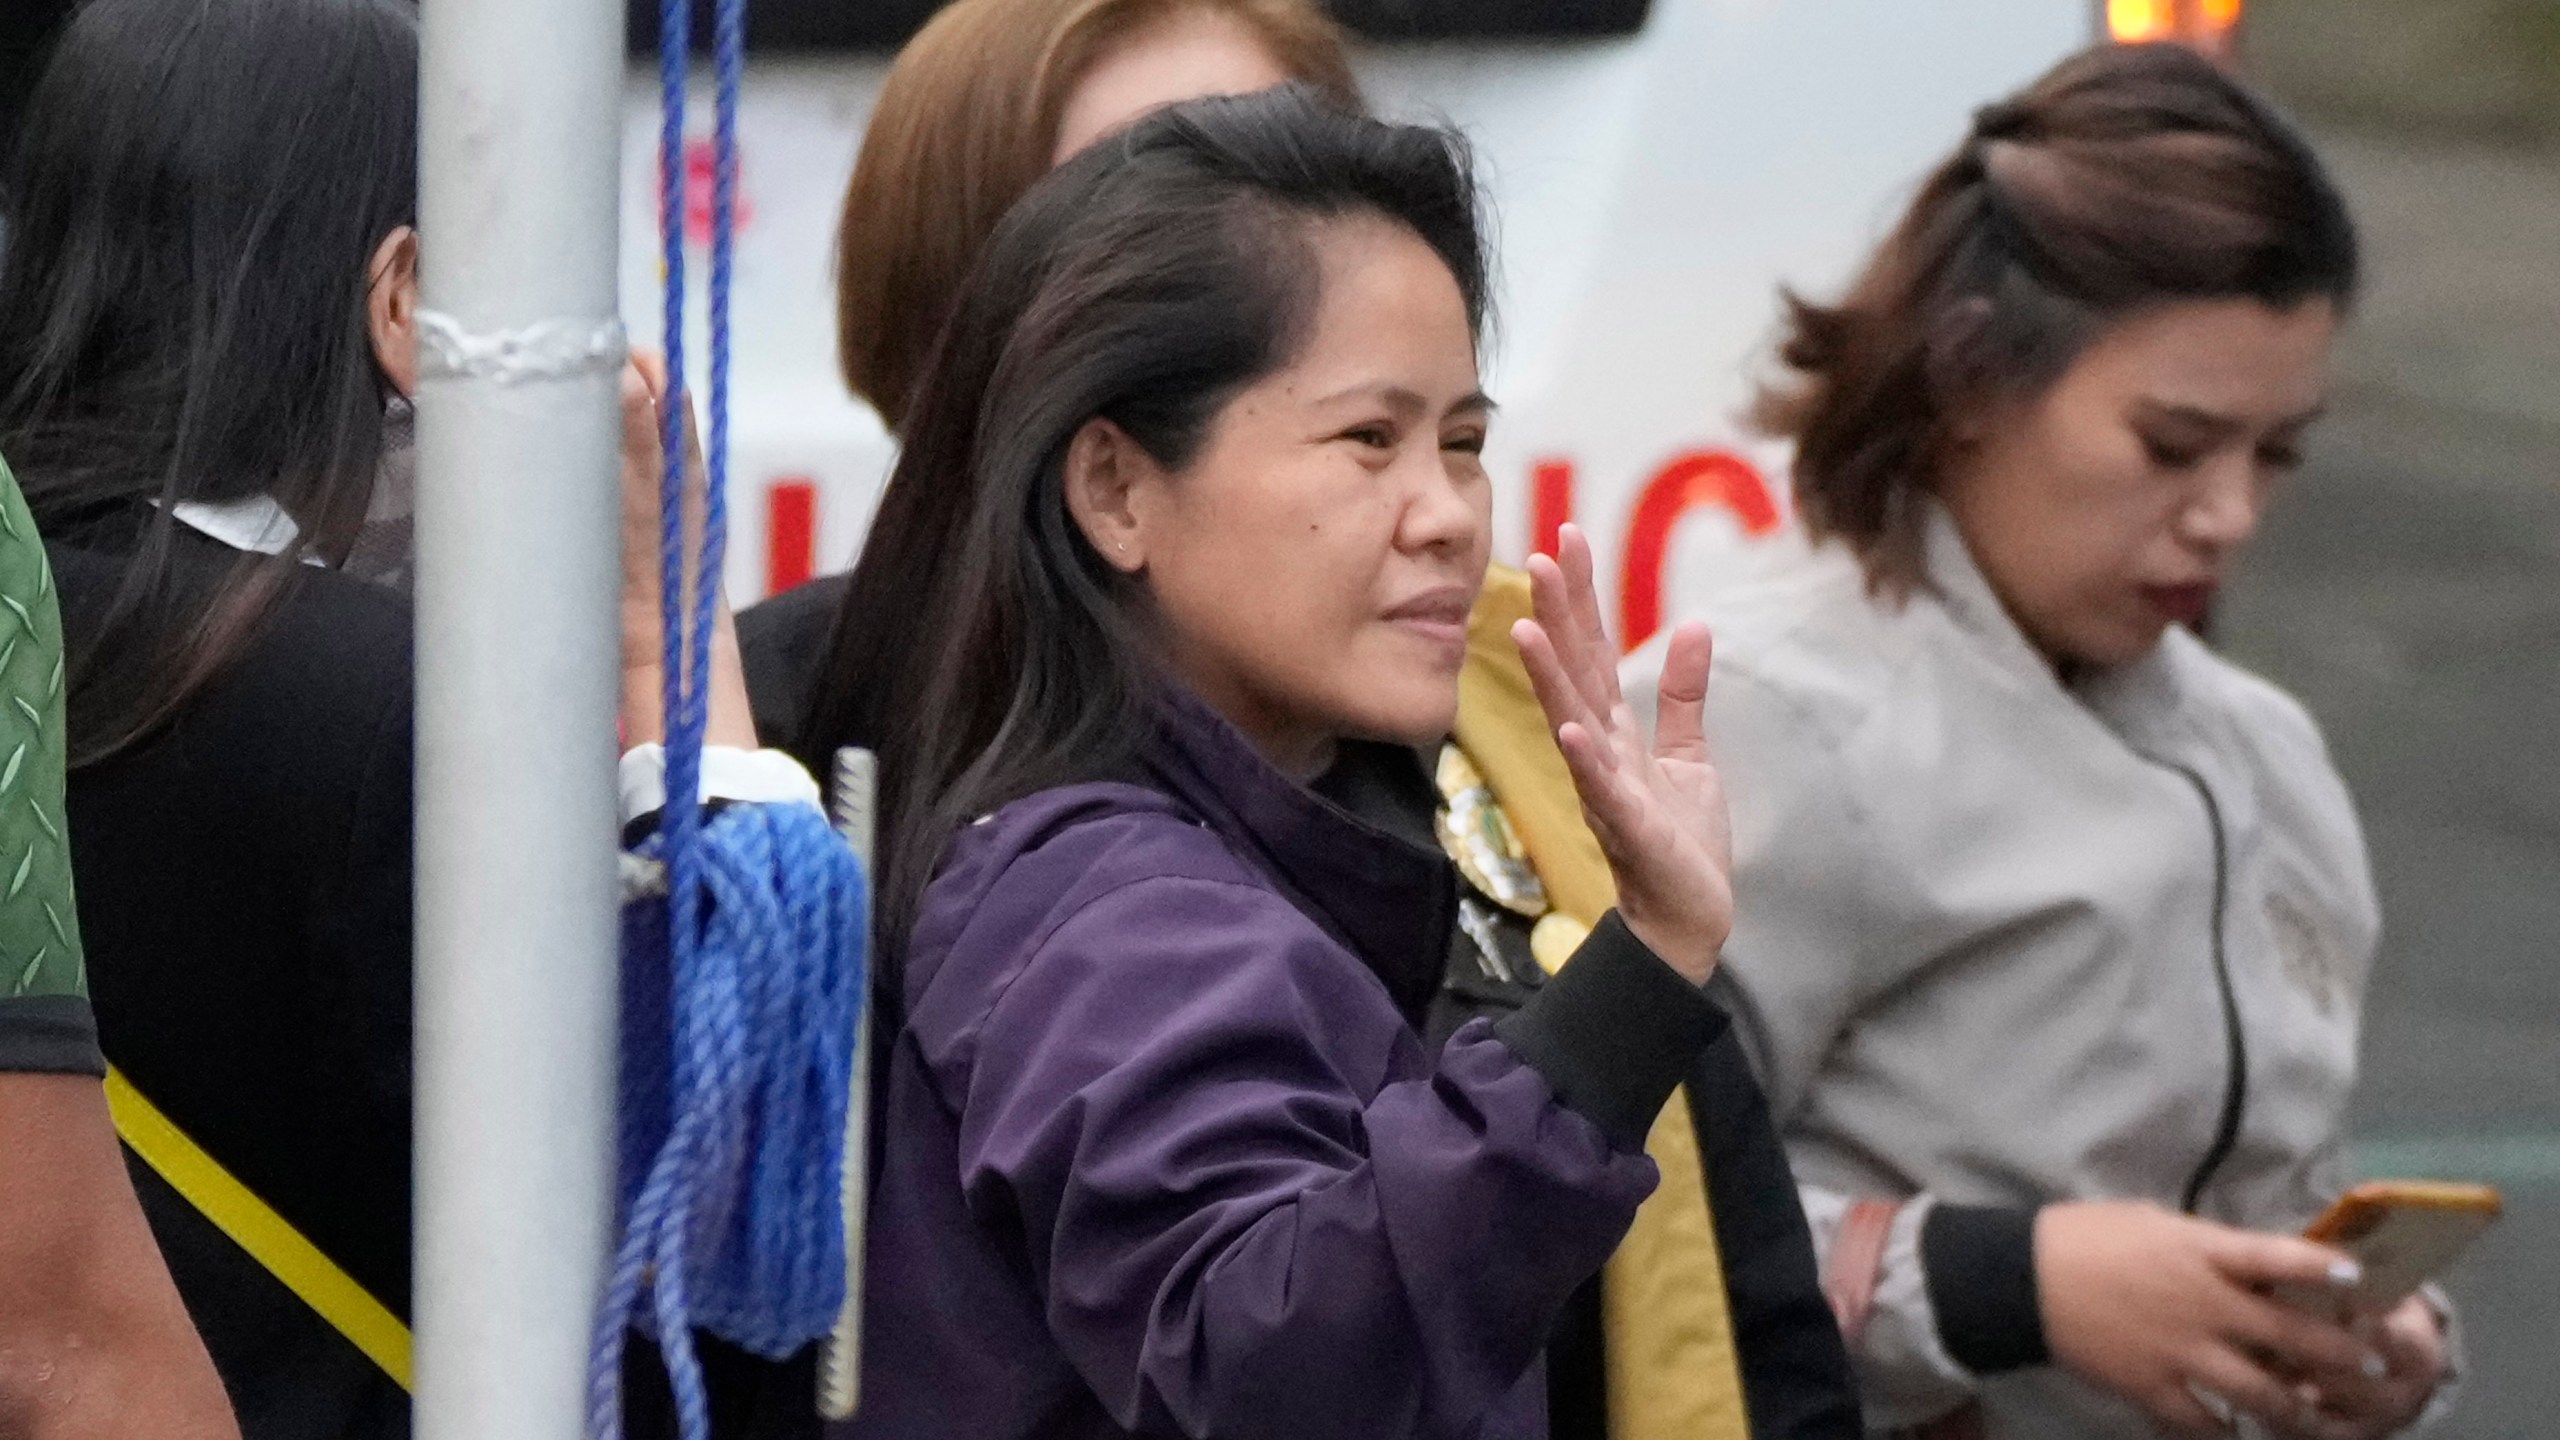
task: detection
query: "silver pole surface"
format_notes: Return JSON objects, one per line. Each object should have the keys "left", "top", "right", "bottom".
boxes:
{"left": 820, "top": 749, "right": 877, "bottom": 1419}
{"left": 413, "top": 0, "right": 626, "bottom": 1431}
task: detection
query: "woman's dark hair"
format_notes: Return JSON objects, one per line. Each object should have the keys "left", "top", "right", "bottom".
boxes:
{"left": 0, "top": 0, "right": 419, "bottom": 762}
{"left": 1758, "top": 41, "right": 2358, "bottom": 593}
{"left": 797, "top": 85, "right": 1485, "bottom": 958}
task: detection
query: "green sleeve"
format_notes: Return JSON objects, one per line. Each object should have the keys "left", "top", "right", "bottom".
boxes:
{"left": 0, "top": 456, "right": 85, "bottom": 1003}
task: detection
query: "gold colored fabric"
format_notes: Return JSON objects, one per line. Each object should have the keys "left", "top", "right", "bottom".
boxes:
{"left": 1529, "top": 913, "right": 1591, "bottom": 977}
{"left": 1453, "top": 565, "right": 1751, "bottom": 1440}
{"left": 1454, "top": 569, "right": 1617, "bottom": 928}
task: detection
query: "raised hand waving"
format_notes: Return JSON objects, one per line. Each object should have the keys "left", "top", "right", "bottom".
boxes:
{"left": 1509, "top": 525, "right": 1733, "bottom": 984}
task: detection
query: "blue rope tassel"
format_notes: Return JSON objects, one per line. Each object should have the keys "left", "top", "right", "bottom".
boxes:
{"left": 592, "top": 809, "right": 866, "bottom": 1438}
{"left": 586, "top": 0, "right": 867, "bottom": 1432}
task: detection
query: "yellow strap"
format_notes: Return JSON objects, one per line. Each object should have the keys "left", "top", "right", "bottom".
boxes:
{"left": 105, "top": 1066, "right": 414, "bottom": 1391}
{"left": 1454, "top": 564, "right": 1752, "bottom": 1440}
{"left": 1602, "top": 1087, "right": 1750, "bottom": 1440}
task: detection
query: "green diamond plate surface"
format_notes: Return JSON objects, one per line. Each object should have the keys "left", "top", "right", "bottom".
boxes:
{"left": 0, "top": 456, "right": 83, "bottom": 1001}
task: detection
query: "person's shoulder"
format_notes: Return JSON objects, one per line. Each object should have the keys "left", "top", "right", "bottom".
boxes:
{"left": 736, "top": 574, "right": 849, "bottom": 742}
{"left": 2157, "top": 628, "right": 2364, "bottom": 846}
{"left": 2158, "top": 627, "right": 2336, "bottom": 773}
{"left": 737, "top": 573, "right": 849, "bottom": 652}
{"left": 0, "top": 460, "right": 48, "bottom": 586}
{"left": 50, "top": 531, "right": 412, "bottom": 658}
{"left": 924, "top": 781, "right": 1269, "bottom": 933}
{"left": 903, "top": 780, "right": 1311, "bottom": 1044}
{"left": 51, "top": 535, "right": 412, "bottom": 770}
{"left": 222, "top": 563, "right": 414, "bottom": 720}
{"left": 1659, "top": 535, "right": 1913, "bottom": 745}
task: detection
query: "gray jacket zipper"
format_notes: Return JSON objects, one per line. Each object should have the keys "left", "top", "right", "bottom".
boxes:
{"left": 2154, "top": 759, "right": 2248, "bottom": 1214}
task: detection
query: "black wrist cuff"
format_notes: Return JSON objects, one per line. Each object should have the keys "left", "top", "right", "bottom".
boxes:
{"left": 1493, "top": 910, "right": 1725, "bottom": 1151}
{"left": 0, "top": 995, "right": 106, "bottom": 1078}
{"left": 1921, "top": 1202, "right": 2049, "bottom": 1373}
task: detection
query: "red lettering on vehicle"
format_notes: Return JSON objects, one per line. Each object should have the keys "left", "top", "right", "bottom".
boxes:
{"left": 1530, "top": 458, "right": 1576, "bottom": 559}
{"left": 1617, "top": 450, "right": 1779, "bottom": 651}
{"left": 766, "top": 478, "right": 818, "bottom": 594}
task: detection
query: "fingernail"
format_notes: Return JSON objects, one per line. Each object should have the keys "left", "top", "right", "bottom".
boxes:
{"left": 2328, "top": 1257, "right": 2364, "bottom": 1289}
{"left": 2362, "top": 1352, "right": 2389, "bottom": 1382}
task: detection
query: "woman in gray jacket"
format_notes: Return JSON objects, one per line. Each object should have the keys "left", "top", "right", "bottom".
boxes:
{"left": 1626, "top": 43, "right": 2453, "bottom": 1440}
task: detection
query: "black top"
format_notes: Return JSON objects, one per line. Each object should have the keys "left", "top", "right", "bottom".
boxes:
{"left": 1327, "top": 745, "right": 1861, "bottom": 1440}
{"left": 52, "top": 520, "right": 413, "bottom": 1440}
{"left": 736, "top": 572, "right": 848, "bottom": 750}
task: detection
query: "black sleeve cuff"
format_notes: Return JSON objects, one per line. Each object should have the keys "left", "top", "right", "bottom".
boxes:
{"left": 1493, "top": 911, "right": 1726, "bottom": 1151}
{"left": 0, "top": 995, "right": 107, "bottom": 1078}
{"left": 1921, "top": 1202, "right": 2049, "bottom": 1373}
{"left": 622, "top": 798, "right": 744, "bottom": 850}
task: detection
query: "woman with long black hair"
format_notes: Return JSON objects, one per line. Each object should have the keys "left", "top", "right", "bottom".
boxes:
{"left": 0, "top": 2, "right": 764, "bottom": 1434}
{"left": 774, "top": 87, "right": 1753, "bottom": 1439}
{"left": 0, "top": 0, "right": 423, "bottom": 1428}
{"left": 750, "top": 4, "right": 1853, "bottom": 1428}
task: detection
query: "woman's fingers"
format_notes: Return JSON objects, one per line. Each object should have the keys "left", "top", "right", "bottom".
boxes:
{"left": 2220, "top": 1293, "right": 2376, "bottom": 1390}
{"left": 1524, "top": 552, "right": 1615, "bottom": 727}
{"left": 620, "top": 364, "right": 659, "bottom": 452}
{"left": 2141, "top": 1375, "right": 2240, "bottom": 1439}
{"left": 2183, "top": 1346, "right": 2343, "bottom": 1440}
{"left": 2208, "top": 1231, "right": 2360, "bottom": 1298}
{"left": 1652, "top": 621, "right": 1715, "bottom": 763}
{"left": 2223, "top": 1309, "right": 2377, "bottom": 1408}
{"left": 1553, "top": 526, "right": 1626, "bottom": 713}
{"left": 2374, "top": 1294, "right": 2442, "bottom": 1370}
{"left": 628, "top": 344, "right": 670, "bottom": 400}
{"left": 1512, "top": 617, "right": 1606, "bottom": 761}
{"left": 1552, "top": 721, "right": 1634, "bottom": 847}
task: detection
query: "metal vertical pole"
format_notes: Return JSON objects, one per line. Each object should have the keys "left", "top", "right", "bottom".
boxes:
{"left": 412, "top": 0, "right": 626, "bottom": 1432}
{"left": 820, "top": 748, "right": 877, "bottom": 1419}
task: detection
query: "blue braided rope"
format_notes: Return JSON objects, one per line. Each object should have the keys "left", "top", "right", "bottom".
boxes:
{"left": 587, "top": 0, "right": 865, "bottom": 1433}
{"left": 590, "top": 807, "right": 867, "bottom": 1439}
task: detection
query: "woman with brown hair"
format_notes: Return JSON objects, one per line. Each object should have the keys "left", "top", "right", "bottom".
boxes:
{"left": 739, "top": 4, "right": 1854, "bottom": 1438}
{"left": 835, "top": 0, "right": 1354, "bottom": 433}
{"left": 1626, "top": 41, "right": 2458, "bottom": 1440}
{"left": 737, "top": 0, "right": 1355, "bottom": 737}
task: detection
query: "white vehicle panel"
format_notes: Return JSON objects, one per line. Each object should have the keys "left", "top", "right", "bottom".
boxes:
{"left": 620, "top": 0, "right": 2092, "bottom": 646}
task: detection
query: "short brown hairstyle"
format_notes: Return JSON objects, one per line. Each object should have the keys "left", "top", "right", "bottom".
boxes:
{"left": 1757, "top": 42, "right": 2358, "bottom": 593}
{"left": 834, "top": 0, "right": 1359, "bottom": 430}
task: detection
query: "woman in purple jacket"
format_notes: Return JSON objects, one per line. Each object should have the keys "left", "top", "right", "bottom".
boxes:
{"left": 795, "top": 88, "right": 1740, "bottom": 1439}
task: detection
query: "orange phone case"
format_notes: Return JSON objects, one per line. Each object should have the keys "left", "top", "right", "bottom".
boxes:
{"left": 2295, "top": 1181, "right": 2503, "bottom": 1311}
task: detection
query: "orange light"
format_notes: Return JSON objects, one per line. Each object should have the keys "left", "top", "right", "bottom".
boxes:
{"left": 2108, "top": 0, "right": 2243, "bottom": 51}
{"left": 2108, "top": 0, "right": 2176, "bottom": 42}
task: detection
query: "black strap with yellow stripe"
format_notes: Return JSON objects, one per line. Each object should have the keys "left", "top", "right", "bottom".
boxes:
{"left": 106, "top": 1065, "right": 413, "bottom": 1392}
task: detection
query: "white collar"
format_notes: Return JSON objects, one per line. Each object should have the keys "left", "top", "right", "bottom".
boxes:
{"left": 164, "top": 495, "right": 327, "bottom": 566}
{"left": 1918, "top": 502, "right": 2056, "bottom": 689}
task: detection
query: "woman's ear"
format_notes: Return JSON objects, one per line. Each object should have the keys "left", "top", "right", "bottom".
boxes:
{"left": 1061, "top": 418, "right": 1155, "bottom": 574}
{"left": 367, "top": 226, "right": 422, "bottom": 398}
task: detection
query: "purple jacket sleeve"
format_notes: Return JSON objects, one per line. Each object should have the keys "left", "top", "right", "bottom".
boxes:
{"left": 944, "top": 872, "right": 1676, "bottom": 1440}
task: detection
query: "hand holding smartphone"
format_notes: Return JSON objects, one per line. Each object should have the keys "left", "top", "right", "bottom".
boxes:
{"left": 2284, "top": 1180, "right": 2502, "bottom": 1314}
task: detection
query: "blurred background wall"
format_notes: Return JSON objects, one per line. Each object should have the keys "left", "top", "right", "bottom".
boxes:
{"left": 2226, "top": 7, "right": 2558, "bottom": 1437}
